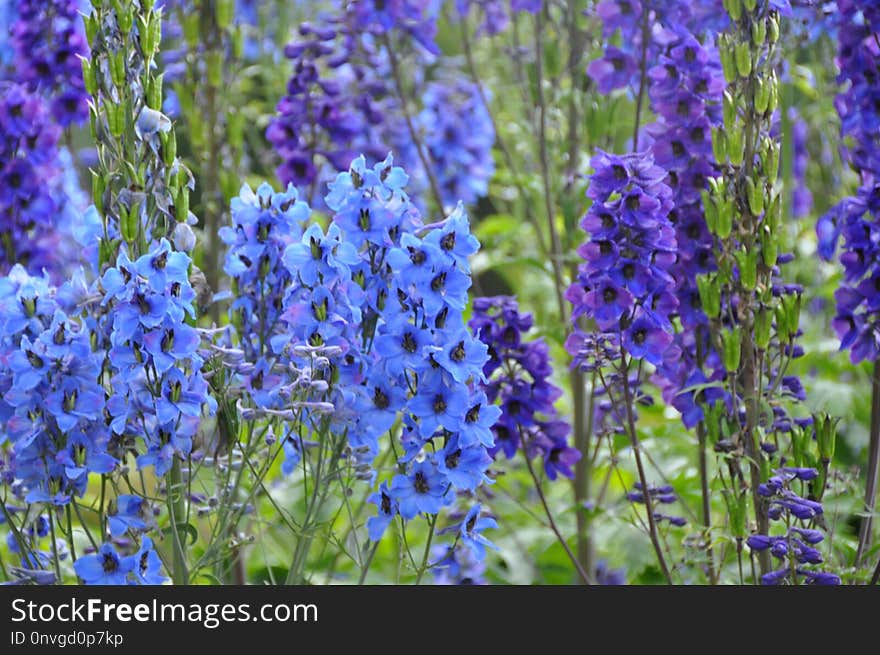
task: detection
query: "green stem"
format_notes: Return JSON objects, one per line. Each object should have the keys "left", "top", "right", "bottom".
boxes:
{"left": 167, "top": 459, "right": 189, "bottom": 585}
{"left": 856, "top": 360, "right": 880, "bottom": 566}
{"left": 413, "top": 514, "right": 438, "bottom": 585}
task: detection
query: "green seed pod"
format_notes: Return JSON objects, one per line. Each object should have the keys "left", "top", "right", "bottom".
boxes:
{"left": 717, "top": 198, "right": 733, "bottom": 239}
{"left": 754, "top": 306, "right": 773, "bottom": 350}
{"left": 728, "top": 128, "right": 743, "bottom": 167}
{"left": 697, "top": 274, "right": 721, "bottom": 319}
{"left": 702, "top": 190, "right": 719, "bottom": 233}
{"left": 91, "top": 170, "right": 106, "bottom": 214}
{"left": 110, "top": 51, "right": 126, "bottom": 88}
{"left": 747, "top": 177, "right": 765, "bottom": 216}
{"left": 735, "top": 41, "right": 752, "bottom": 77}
{"left": 183, "top": 12, "right": 200, "bottom": 47}
{"left": 762, "top": 138, "right": 780, "bottom": 180}
{"left": 121, "top": 201, "right": 140, "bottom": 244}
{"left": 207, "top": 51, "right": 224, "bottom": 88}
{"left": 107, "top": 102, "right": 124, "bottom": 138}
{"left": 768, "top": 15, "right": 780, "bottom": 43}
{"left": 761, "top": 225, "right": 778, "bottom": 267}
{"left": 117, "top": 5, "right": 134, "bottom": 34}
{"left": 723, "top": 90, "right": 737, "bottom": 132}
{"left": 752, "top": 17, "right": 767, "bottom": 46}
{"left": 141, "top": 0, "right": 156, "bottom": 12}
{"left": 231, "top": 26, "right": 244, "bottom": 60}
{"left": 768, "top": 76, "right": 779, "bottom": 113}
{"left": 736, "top": 249, "right": 758, "bottom": 290}
{"left": 719, "top": 35, "right": 738, "bottom": 82}
{"left": 754, "top": 78, "right": 770, "bottom": 114}
{"left": 162, "top": 130, "right": 177, "bottom": 167}
{"left": 217, "top": 0, "right": 235, "bottom": 29}
{"left": 176, "top": 186, "right": 190, "bottom": 222}
{"left": 711, "top": 127, "right": 728, "bottom": 164}
{"left": 81, "top": 58, "right": 96, "bottom": 96}
{"left": 724, "top": 0, "right": 742, "bottom": 21}
{"left": 722, "top": 327, "right": 742, "bottom": 371}
{"left": 147, "top": 73, "right": 163, "bottom": 110}
{"left": 85, "top": 12, "right": 99, "bottom": 44}
{"left": 743, "top": 0, "right": 757, "bottom": 11}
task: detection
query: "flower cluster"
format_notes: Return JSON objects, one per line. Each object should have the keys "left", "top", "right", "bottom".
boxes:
{"left": 0, "top": 266, "right": 111, "bottom": 507}
{"left": 220, "top": 183, "right": 311, "bottom": 361}
{"left": 747, "top": 467, "right": 840, "bottom": 585}
{"left": 0, "top": 85, "right": 65, "bottom": 278}
{"left": 271, "top": 154, "right": 495, "bottom": 563}
{"left": 469, "top": 296, "right": 577, "bottom": 480}
{"left": 454, "top": 0, "right": 542, "bottom": 37}
{"left": 102, "top": 240, "right": 215, "bottom": 476}
{"left": 347, "top": 0, "right": 441, "bottom": 54}
{"left": 418, "top": 77, "right": 495, "bottom": 208}
{"left": 566, "top": 149, "right": 678, "bottom": 368}
{"left": 587, "top": 1, "right": 726, "bottom": 96}
{"left": 9, "top": 0, "right": 89, "bottom": 126}
{"left": 817, "top": 2, "right": 880, "bottom": 363}
{"left": 626, "top": 482, "right": 686, "bottom": 526}
{"left": 266, "top": 18, "right": 404, "bottom": 201}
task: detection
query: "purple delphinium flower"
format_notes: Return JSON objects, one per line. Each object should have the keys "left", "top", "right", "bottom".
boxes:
{"left": 470, "top": 296, "right": 579, "bottom": 478}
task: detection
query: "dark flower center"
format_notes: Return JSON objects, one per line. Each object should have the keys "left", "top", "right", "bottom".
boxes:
{"left": 414, "top": 472, "right": 429, "bottom": 494}
{"left": 373, "top": 387, "right": 390, "bottom": 410}
{"left": 431, "top": 272, "right": 446, "bottom": 292}
{"left": 603, "top": 286, "right": 617, "bottom": 303}
{"left": 433, "top": 394, "right": 447, "bottom": 414}
{"left": 445, "top": 449, "right": 461, "bottom": 469}
{"left": 102, "top": 552, "right": 118, "bottom": 574}
{"left": 402, "top": 331, "right": 418, "bottom": 353}
{"left": 450, "top": 341, "right": 467, "bottom": 362}
{"left": 441, "top": 232, "right": 456, "bottom": 251}
{"left": 466, "top": 403, "right": 481, "bottom": 423}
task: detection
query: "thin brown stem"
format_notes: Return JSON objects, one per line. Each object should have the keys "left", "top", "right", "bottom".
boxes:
{"left": 621, "top": 361, "right": 673, "bottom": 584}
{"left": 381, "top": 34, "right": 447, "bottom": 214}
{"left": 519, "top": 431, "right": 594, "bottom": 585}
{"left": 533, "top": 10, "right": 569, "bottom": 322}
{"left": 456, "top": 13, "right": 551, "bottom": 259}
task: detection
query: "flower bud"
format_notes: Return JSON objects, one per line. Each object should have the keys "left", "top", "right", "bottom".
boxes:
{"left": 736, "top": 249, "right": 758, "bottom": 290}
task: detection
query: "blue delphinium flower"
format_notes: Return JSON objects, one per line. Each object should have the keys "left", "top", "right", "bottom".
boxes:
{"left": 817, "top": 1, "right": 880, "bottom": 363}
{"left": 418, "top": 77, "right": 495, "bottom": 208}
{"left": 102, "top": 241, "right": 215, "bottom": 476}
{"left": 9, "top": 0, "right": 89, "bottom": 126}
{"left": 275, "top": 154, "right": 495, "bottom": 563}
{"left": 73, "top": 544, "right": 135, "bottom": 585}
